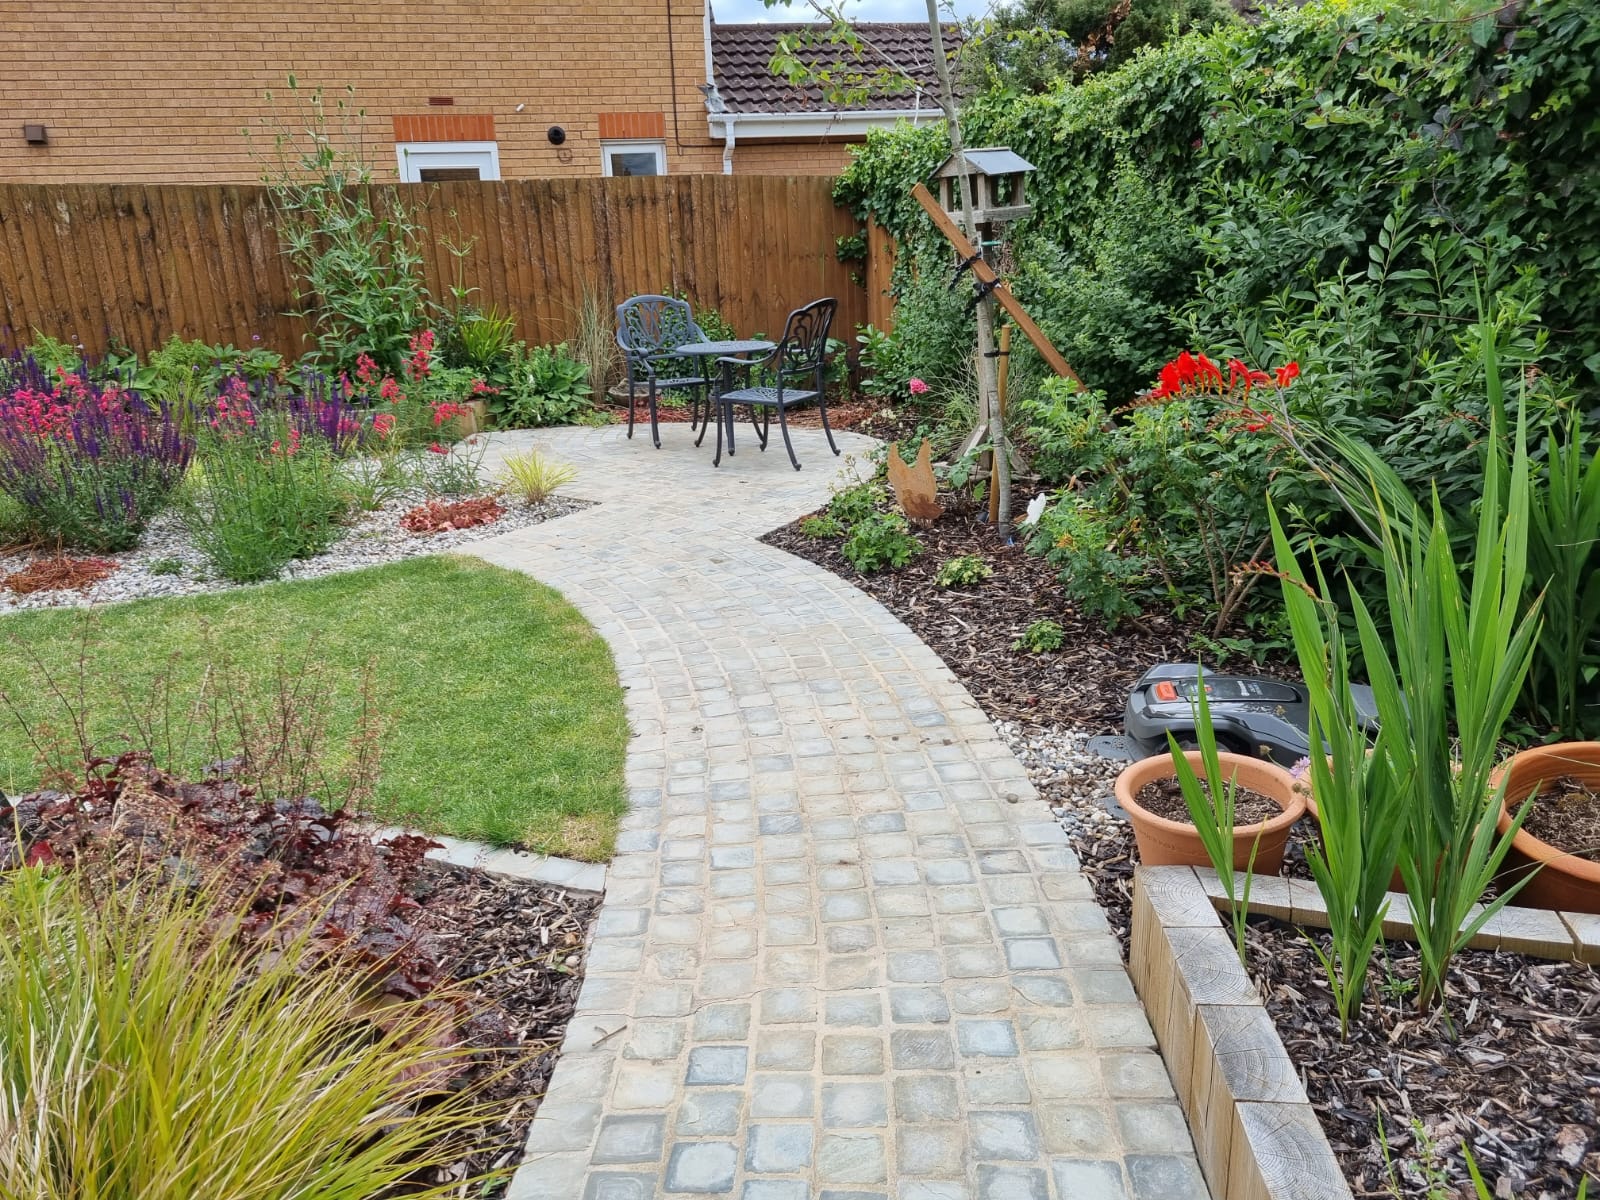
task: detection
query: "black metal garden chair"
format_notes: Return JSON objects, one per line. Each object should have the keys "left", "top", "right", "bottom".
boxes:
{"left": 712, "top": 298, "right": 838, "bottom": 471}
{"left": 615, "top": 295, "right": 710, "bottom": 448}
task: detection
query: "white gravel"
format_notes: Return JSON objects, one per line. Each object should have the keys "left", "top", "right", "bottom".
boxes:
{"left": 994, "top": 718, "right": 1129, "bottom": 844}
{"left": 0, "top": 490, "right": 589, "bottom": 612}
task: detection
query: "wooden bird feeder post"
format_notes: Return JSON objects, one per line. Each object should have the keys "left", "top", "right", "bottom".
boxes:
{"left": 918, "top": 148, "right": 1073, "bottom": 539}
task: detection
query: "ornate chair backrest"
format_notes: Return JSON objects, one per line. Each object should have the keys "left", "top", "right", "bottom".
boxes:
{"left": 775, "top": 298, "right": 837, "bottom": 389}
{"left": 616, "top": 295, "right": 704, "bottom": 362}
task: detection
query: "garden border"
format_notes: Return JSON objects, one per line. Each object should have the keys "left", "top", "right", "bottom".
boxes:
{"left": 373, "top": 826, "right": 607, "bottom": 894}
{"left": 1129, "top": 866, "right": 1600, "bottom": 1200}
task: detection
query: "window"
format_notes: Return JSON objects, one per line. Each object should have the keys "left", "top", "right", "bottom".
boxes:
{"left": 395, "top": 141, "right": 501, "bottom": 183}
{"left": 601, "top": 140, "right": 667, "bottom": 177}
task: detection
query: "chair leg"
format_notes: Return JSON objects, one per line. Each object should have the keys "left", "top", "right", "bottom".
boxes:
{"left": 753, "top": 407, "right": 770, "bottom": 451}
{"left": 776, "top": 404, "right": 801, "bottom": 471}
{"left": 713, "top": 400, "right": 728, "bottom": 466}
{"left": 818, "top": 396, "right": 840, "bottom": 456}
{"left": 648, "top": 379, "right": 661, "bottom": 449}
{"left": 626, "top": 378, "right": 637, "bottom": 440}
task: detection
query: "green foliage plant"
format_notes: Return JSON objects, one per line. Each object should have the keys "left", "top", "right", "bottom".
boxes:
{"left": 1524, "top": 409, "right": 1600, "bottom": 738}
{"left": 1013, "top": 617, "right": 1065, "bottom": 653}
{"left": 1380, "top": 369, "right": 1543, "bottom": 1014}
{"left": 417, "top": 437, "right": 488, "bottom": 499}
{"left": 827, "top": 479, "right": 888, "bottom": 526}
{"left": 491, "top": 343, "right": 593, "bottom": 428}
{"left": 0, "top": 865, "right": 503, "bottom": 1199}
{"left": 800, "top": 513, "right": 844, "bottom": 539}
{"left": 451, "top": 306, "right": 518, "bottom": 373}
{"left": 934, "top": 554, "right": 993, "bottom": 587}
{"left": 1165, "top": 673, "right": 1257, "bottom": 966}
{"left": 183, "top": 413, "right": 350, "bottom": 582}
{"left": 1269, "top": 502, "right": 1404, "bottom": 1038}
{"left": 842, "top": 512, "right": 922, "bottom": 574}
{"left": 253, "top": 78, "right": 429, "bottom": 376}
{"left": 1027, "top": 495, "right": 1146, "bottom": 626}
{"left": 498, "top": 449, "right": 577, "bottom": 505}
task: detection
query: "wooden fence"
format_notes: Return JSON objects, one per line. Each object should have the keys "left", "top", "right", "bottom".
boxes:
{"left": 0, "top": 176, "right": 868, "bottom": 360}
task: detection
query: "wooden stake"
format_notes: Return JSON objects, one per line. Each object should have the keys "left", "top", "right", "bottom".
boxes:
{"left": 989, "top": 323, "right": 1011, "bottom": 526}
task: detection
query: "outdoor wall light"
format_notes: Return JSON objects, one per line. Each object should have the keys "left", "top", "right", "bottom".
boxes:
{"left": 547, "top": 126, "right": 567, "bottom": 146}
{"left": 23, "top": 124, "right": 47, "bottom": 145}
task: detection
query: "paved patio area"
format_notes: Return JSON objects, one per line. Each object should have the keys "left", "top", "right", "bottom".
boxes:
{"left": 466, "top": 423, "right": 1207, "bottom": 1200}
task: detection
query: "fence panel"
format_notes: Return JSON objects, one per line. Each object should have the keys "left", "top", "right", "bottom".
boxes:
{"left": 0, "top": 176, "right": 864, "bottom": 360}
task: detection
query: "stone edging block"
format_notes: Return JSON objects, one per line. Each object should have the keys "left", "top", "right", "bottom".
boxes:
{"left": 372, "top": 826, "right": 608, "bottom": 894}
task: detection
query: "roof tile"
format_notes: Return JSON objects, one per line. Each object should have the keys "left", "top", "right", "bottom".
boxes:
{"left": 710, "top": 21, "right": 961, "bottom": 115}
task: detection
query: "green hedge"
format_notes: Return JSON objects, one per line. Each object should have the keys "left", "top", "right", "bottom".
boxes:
{"left": 837, "top": 0, "right": 1600, "bottom": 399}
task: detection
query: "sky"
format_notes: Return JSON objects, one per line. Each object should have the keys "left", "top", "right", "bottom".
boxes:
{"left": 712, "top": 0, "right": 992, "bottom": 24}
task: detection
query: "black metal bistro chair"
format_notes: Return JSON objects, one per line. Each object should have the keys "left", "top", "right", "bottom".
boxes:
{"left": 615, "top": 295, "right": 711, "bottom": 448}
{"left": 712, "top": 298, "right": 838, "bottom": 471}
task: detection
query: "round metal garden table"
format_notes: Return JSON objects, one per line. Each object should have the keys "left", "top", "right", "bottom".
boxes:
{"left": 674, "top": 339, "right": 776, "bottom": 453}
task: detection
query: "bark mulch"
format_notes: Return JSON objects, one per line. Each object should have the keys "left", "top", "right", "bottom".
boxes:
{"left": 765, "top": 499, "right": 1213, "bottom": 731}
{"left": 1523, "top": 778, "right": 1600, "bottom": 864}
{"left": 406, "top": 861, "right": 600, "bottom": 1193}
{"left": 766, "top": 496, "right": 1600, "bottom": 1200}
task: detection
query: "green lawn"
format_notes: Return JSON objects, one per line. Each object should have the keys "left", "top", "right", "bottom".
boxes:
{"left": 0, "top": 556, "right": 628, "bottom": 860}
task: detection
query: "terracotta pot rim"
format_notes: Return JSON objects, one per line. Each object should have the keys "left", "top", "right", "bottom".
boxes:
{"left": 1116, "top": 751, "right": 1305, "bottom": 838}
{"left": 1496, "top": 741, "right": 1600, "bottom": 883}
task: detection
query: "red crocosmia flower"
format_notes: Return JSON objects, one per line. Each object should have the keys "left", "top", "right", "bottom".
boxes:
{"left": 1274, "top": 362, "right": 1300, "bottom": 387}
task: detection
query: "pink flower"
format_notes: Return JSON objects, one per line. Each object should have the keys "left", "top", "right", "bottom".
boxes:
{"left": 427, "top": 442, "right": 449, "bottom": 454}
{"left": 908, "top": 378, "right": 929, "bottom": 395}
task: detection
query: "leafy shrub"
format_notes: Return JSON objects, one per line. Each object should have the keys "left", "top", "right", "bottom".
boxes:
{"left": 1022, "top": 353, "right": 1292, "bottom": 634}
{"left": 112, "top": 335, "right": 284, "bottom": 424}
{"left": 492, "top": 343, "right": 593, "bottom": 428}
{"left": 935, "top": 554, "right": 993, "bottom": 588}
{"left": 1014, "top": 617, "right": 1065, "bottom": 653}
{"left": 1029, "top": 496, "right": 1147, "bottom": 626}
{"left": 183, "top": 407, "right": 350, "bottom": 582}
{"left": 800, "top": 513, "right": 844, "bottom": 539}
{"left": 255, "top": 79, "right": 428, "bottom": 375}
{"left": 842, "top": 513, "right": 921, "bottom": 574}
{"left": 0, "top": 367, "right": 192, "bottom": 551}
{"left": 827, "top": 479, "right": 888, "bottom": 526}
{"left": 498, "top": 449, "right": 578, "bottom": 505}
{"left": 965, "top": 0, "right": 1235, "bottom": 91}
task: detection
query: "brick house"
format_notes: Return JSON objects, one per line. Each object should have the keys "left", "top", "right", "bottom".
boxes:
{"left": 1, "top": 2, "right": 947, "bottom": 183}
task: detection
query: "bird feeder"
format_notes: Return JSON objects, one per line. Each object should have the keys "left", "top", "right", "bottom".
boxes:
{"left": 931, "top": 147, "right": 1034, "bottom": 235}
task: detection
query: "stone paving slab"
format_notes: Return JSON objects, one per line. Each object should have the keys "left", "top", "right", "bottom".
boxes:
{"left": 463, "top": 425, "right": 1207, "bottom": 1200}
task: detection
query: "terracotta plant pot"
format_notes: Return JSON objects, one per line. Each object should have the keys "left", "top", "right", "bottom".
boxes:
{"left": 1115, "top": 751, "right": 1304, "bottom": 873}
{"left": 1495, "top": 741, "right": 1600, "bottom": 915}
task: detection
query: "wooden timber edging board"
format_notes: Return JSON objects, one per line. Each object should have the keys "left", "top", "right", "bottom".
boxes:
{"left": 1130, "top": 866, "right": 1600, "bottom": 1200}
{"left": 0, "top": 176, "right": 864, "bottom": 361}
{"left": 1131, "top": 865, "right": 1357, "bottom": 1200}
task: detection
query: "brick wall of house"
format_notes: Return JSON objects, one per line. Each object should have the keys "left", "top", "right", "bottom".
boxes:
{"left": 0, "top": 0, "right": 739, "bottom": 183}
{"left": 730, "top": 140, "right": 858, "bottom": 175}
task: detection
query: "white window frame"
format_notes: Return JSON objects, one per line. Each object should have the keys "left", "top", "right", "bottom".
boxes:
{"left": 600, "top": 139, "right": 668, "bottom": 177}
{"left": 395, "top": 140, "right": 501, "bottom": 183}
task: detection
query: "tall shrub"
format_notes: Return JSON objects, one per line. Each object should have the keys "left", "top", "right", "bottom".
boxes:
{"left": 255, "top": 79, "right": 429, "bottom": 376}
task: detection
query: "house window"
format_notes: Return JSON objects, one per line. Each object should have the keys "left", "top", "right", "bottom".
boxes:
{"left": 395, "top": 141, "right": 501, "bottom": 183}
{"left": 601, "top": 140, "right": 667, "bottom": 177}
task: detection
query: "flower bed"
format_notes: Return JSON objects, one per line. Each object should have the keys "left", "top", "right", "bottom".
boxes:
{"left": 768, "top": 487, "right": 1600, "bottom": 1195}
